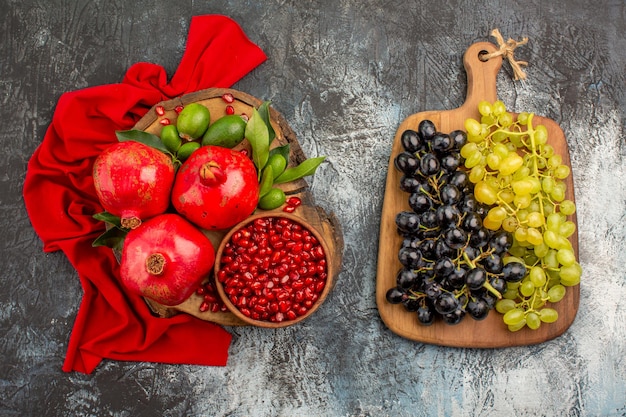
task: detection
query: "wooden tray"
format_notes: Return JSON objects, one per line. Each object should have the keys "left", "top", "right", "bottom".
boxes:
{"left": 376, "top": 42, "right": 580, "bottom": 347}
{"left": 132, "top": 88, "right": 344, "bottom": 326}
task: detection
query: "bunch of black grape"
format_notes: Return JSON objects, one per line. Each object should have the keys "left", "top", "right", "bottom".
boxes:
{"left": 386, "top": 120, "right": 525, "bottom": 325}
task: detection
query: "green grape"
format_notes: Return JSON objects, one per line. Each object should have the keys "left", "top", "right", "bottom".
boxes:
{"left": 529, "top": 266, "right": 547, "bottom": 287}
{"left": 493, "top": 143, "right": 510, "bottom": 159}
{"left": 460, "top": 142, "right": 478, "bottom": 159}
{"left": 527, "top": 212, "right": 545, "bottom": 228}
{"left": 559, "top": 221, "right": 576, "bottom": 238}
{"left": 559, "top": 200, "right": 576, "bottom": 215}
{"left": 508, "top": 245, "right": 527, "bottom": 257}
{"left": 514, "top": 227, "right": 528, "bottom": 242}
{"left": 543, "top": 249, "right": 559, "bottom": 268}
{"left": 533, "top": 241, "right": 549, "bottom": 258}
{"left": 484, "top": 216, "right": 503, "bottom": 231}
{"left": 481, "top": 114, "right": 496, "bottom": 125}
{"left": 499, "top": 153, "right": 524, "bottom": 176}
{"left": 560, "top": 263, "right": 582, "bottom": 286}
{"left": 539, "top": 308, "right": 558, "bottom": 323}
{"left": 547, "top": 284, "right": 566, "bottom": 302}
{"left": 465, "top": 150, "right": 483, "bottom": 168}
{"left": 554, "top": 164, "right": 570, "bottom": 179}
{"left": 508, "top": 320, "right": 527, "bottom": 332}
{"left": 503, "top": 288, "right": 520, "bottom": 300}
{"left": 526, "top": 227, "right": 544, "bottom": 246}
{"left": 512, "top": 179, "right": 533, "bottom": 196}
{"left": 518, "top": 112, "right": 530, "bottom": 125}
{"left": 557, "top": 248, "right": 577, "bottom": 266}
{"left": 499, "top": 190, "right": 515, "bottom": 204}
{"left": 543, "top": 230, "right": 561, "bottom": 249}
{"left": 526, "top": 312, "right": 541, "bottom": 329}
{"left": 503, "top": 308, "right": 526, "bottom": 325}
{"left": 502, "top": 217, "right": 519, "bottom": 232}
{"left": 542, "top": 176, "right": 556, "bottom": 193}
{"left": 546, "top": 213, "right": 565, "bottom": 232}
{"left": 465, "top": 118, "right": 483, "bottom": 137}
{"left": 496, "top": 299, "right": 517, "bottom": 314}
{"left": 492, "top": 129, "right": 509, "bottom": 142}
{"left": 487, "top": 153, "right": 501, "bottom": 170}
{"left": 512, "top": 166, "right": 530, "bottom": 181}
{"left": 487, "top": 206, "right": 508, "bottom": 222}
{"left": 520, "top": 280, "right": 535, "bottom": 297}
{"left": 492, "top": 100, "right": 506, "bottom": 116}
{"left": 498, "top": 112, "right": 514, "bottom": 127}
{"left": 551, "top": 182, "right": 567, "bottom": 202}
{"left": 528, "top": 177, "right": 542, "bottom": 194}
{"left": 531, "top": 294, "right": 547, "bottom": 309}
{"left": 469, "top": 165, "right": 485, "bottom": 183}
{"left": 474, "top": 181, "right": 498, "bottom": 205}
{"left": 478, "top": 100, "right": 493, "bottom": 116}
{"left": 534, "top": 125, "right": 548, "bottom": 145}
{"left": 542, "top": 144, "right": 554, "bottom": 158}
{"left": 548, "top": 154, "right": 562, "bottom": 168}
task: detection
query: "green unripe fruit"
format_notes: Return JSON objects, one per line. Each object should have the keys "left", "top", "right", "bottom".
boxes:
{"left": 266, "top": 153, "right": 287, "bottom": 177}
{"left": 177, "top": 141, "right": 201, "bottom": 160}
{"left": 201, "top": 115, "right": 247, "bottom": 148}
{"left": 177, "top": 103, "right": 210, "bottom": 140}
{"left": 258, "top": 187, "right": 286, "bottom": 210}
{"left": 160, "top": 125, "right": 182, "bottom": 153}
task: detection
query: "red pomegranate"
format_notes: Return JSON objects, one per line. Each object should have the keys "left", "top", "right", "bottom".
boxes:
{"left": 171, "top": 145, "right": 259, "bottom": 230}
{"left": 93, "top": 141, "right": 175, "bottom": 229}
{"left": 119, "top": 213, "right": 215, "bottom": 306}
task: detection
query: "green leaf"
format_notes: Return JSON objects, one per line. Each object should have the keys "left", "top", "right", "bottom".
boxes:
{"left": 116, "top": 129, "right": 169, "bottom": 153}
{"left": 274, "top": 156, "right": 326, "bottom": 184}
{"left": 258, "top": 165, "right": 274, "bottom": 197}
{"left": 245, "top": 108, "right": 270, "bottom": 174}
{"left": 257, "top": 101, "right": 276, "bottom": 144}
{"left": 93, "top": 211, "right": 122, "bottom": 227}
{"left": 92, "top": 226, "right": 127, "bottom": 251}
{"left": 268, "top": 144, "right": 290, "bottom": 164}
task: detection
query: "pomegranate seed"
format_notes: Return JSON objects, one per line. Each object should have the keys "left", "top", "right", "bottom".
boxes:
{"left": 226, "top": 105, "right": 235, "bottom": 115}
{"left": 174, "top": 105, "right": 184, "bottom": 114}
{"left": 221, "top": 93, "right": 234, "bottom": 103}
{"left": 211, "top": 303, "right": 221, "bottom": 313}
{"left": 240, "top": 113, "right": 249, "bottom": 122}
{"left": 199, "top": 301, "right": 210, "bottom": 312}
{"left": 196, "top": 286, "right": 206, "bottom": 295}
{"left": 203, "top": 293, "right": 218, "bottom": 303}
{"left": 287, "top": 197, "right": 302, "bottom": 207}
{"left": 159, "top": 118, "right": 171, "bottom": 126}
{"left": 283, "top": 205, "right": 296, "bottom": 213}
{"left": 155, "top": 105, "right": 166, "bottom": 116}
{"left": 286, "top": 310, "right": 297, "bottom": 320}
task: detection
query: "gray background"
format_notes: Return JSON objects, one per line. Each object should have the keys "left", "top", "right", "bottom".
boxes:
{"left": 2, "top": 0, "right": 626, "bottom": 416}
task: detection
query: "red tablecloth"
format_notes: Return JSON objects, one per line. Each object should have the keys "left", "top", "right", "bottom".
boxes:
{"left": 23, "top": 15, "right": 266, "bottom": 374}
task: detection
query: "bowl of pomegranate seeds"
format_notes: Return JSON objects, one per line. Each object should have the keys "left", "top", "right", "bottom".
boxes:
{"left": 214, "top": 212, "right": 332, "bottom": 327}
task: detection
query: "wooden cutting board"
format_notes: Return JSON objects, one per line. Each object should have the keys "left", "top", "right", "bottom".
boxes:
{"left": 132, "top": 88, "right": 344, "bottom": 326}
{"left": 376, "top": 41, "right": 580, "bottom": 347}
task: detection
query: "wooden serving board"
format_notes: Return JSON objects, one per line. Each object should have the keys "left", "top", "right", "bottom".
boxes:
{"left": 133, "top": 88, "right": 344, "bottom": 326}
{"left": 376, "top": 42, "right": 580, "bottom": 347}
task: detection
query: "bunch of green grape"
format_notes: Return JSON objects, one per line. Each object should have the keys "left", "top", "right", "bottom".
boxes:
{"left": 460, "top": 100, "right": 582, "bottom": 331}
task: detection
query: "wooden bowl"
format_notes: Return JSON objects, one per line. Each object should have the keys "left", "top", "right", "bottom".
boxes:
{"left": 214, "top": 212, "right": 333, "bottom": 328}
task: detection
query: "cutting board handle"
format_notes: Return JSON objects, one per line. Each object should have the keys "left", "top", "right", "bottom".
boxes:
{"left": 460, "top": 41, "right": 503, "bottom": 113}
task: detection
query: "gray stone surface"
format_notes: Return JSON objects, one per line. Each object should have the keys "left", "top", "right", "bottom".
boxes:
{"left": 2, "top": 0, "right": 625, "bottom": 416}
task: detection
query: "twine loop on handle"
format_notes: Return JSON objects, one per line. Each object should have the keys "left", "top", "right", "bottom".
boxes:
{"left": 481, "top": 28, "right": 529, "bottom": 80}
